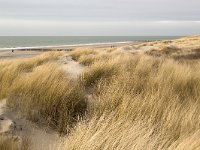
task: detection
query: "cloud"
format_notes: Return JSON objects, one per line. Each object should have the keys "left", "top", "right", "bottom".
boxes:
{"left": 0, "top": 0, "right": 200, "bottom": 20}
{"left": 0, "top": 0, "right": 200, "bottom": 35}
{"left": 0, "top": 18, "right": 199, "bottom": 36}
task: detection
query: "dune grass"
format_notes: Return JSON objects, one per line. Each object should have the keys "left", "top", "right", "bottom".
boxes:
{"left": 7, "top": 62, "right": 87, "bottom": 134}
{"left": 79, "top": 51, "right": 134, "bottom": 88}
{"left": 69, "top": 48, "right": 98, "bottom": 61}
{"left": 0, "top": 136, "right": 28, "bottom": 150}
{"left": 1, "top": 36, "right": 200, "bottom": 150}
{"left": 80, "top": 58, "right": 120, "bottom": 88}
{"left": 78, "top": 55, "right": 97, "bottom": 66}
{"left": 0, "top": 51, "right": 87, "bottom": 134}
{"left": 61, "top": 51, "right": 200, "bottom": 149}
{"left": 0, "top": 51, "right": 63, "bottom": 99}
{"left": 0, "top": 136, "right": 18, "bottom": 150}
{"left": 138, "top": 35, "right": 200, "bottom": 60}
{"left": 0, "top": 51, "right": 88, "bottom": 147}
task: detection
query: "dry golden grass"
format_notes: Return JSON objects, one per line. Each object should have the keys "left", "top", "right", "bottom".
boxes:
{"left": 0, "top": 51, "right": 63, "bottom": 99}
{"left": 1, "top": 36, "right": 200, "bottom": 150}
{"left": 0, "top": 136, "right": 19, "bottom": 150}
{"left": 75, "top": 48, "right": 129, "bottom": 65}
{"left": 78, "top": 54, "right": 97, "bottom": 66}
{"left": 0, "top": 51, "right": 86, "bottom": 147}
{"left": 69, "top": 48, "right": 98, "bottom": 61}
{"left": 80, "top": 59, "right": 119, "bottom": 88}
{"left": 137, "top": 35, "right": 200, "bottom": 50}
{"left": 79, "top": 51, "right": 132, "bottom": 88}
{"left": 0, "top": 51, "right": 87, "bottom": 134}
{"left": 0, "top": 136, "right": 28, "bottom": 150}
{"left": 137, "top": 35, "right": 200, "bottom": 59}
{"left": 24, "top": 40, "right": 200, "bottom": 149}
{"left": 7, "top": 62, "right": 87, "bottom": 133}
{"left": 61, "top": 48, "right": 200, "bottom": 150}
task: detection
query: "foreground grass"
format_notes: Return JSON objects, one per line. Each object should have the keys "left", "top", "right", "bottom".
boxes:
{"left": 62, "top": 48, "right": 200, "bottom": 149}
{"left": 0, "top": 51, "right": 86, "bottom": 147}
{"left": 0, "top": 136, "right": 18, "bottom": 150}
{"left": 1, "top": 36, "right": 200, "bottom": 150}
{"left": 0, "top": 136, "right": 28, "bottom": 150}
{"left": 7, "top": 62, "right": 86, "bottom": 133}
{"left": 0, "top": 51, "right": 63, "bottom": 99}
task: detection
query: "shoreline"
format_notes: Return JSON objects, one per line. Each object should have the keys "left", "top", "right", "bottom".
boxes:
{"left": 0, "top": 41, "right": 139, "bottom": 51}
{"left": 0, "top": 41, "right": 138, "bottom": 60}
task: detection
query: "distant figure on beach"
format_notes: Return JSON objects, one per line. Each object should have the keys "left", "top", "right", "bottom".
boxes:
{"left": 12, "top": 50, "right": 14, "bottom": 53}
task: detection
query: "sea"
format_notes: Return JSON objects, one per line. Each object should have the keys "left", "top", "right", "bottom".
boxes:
{"left": 0, "top": 36, "right": 182, "bottom": 50}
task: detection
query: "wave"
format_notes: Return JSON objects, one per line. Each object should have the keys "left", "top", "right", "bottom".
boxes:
{"left": 0, "top": 41, "right": 137, "bottom": 50}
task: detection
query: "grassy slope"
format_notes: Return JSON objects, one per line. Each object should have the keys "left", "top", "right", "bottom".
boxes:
{"left": 63, "top": 35, "right": 200, "bottom": 150}
{"left": 1, "top": 35, "right": 200, "bottom": 150}
{"left": 137, "top": 35, "right": 200, "bottom": 59}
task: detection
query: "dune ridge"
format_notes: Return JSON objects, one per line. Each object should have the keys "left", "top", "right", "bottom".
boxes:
{"left": 0, "top": 35, "right": 200, "bottom": 150}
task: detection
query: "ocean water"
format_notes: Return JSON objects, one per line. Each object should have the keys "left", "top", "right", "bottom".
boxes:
{"left": 0, "top": 36, "right": 182, "bottom": 49}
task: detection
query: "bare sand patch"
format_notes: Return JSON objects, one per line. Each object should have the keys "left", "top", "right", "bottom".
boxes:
{"left": 0, "top": 98, "right": 64, "bottom": 150}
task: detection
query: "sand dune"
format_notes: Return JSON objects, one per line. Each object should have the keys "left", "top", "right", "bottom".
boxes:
{"left": 0, "top": 35, "right": 200, "bottom": 150}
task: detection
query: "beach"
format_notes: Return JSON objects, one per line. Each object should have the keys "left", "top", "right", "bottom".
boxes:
{"left": 0, "top": 41, "right": 136, "bottom": 60}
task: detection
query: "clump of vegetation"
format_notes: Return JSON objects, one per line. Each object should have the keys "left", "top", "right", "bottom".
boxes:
{"left": 69, "top": 48, "right": 98, "bottom": 61}
{"left": 78, "top": 55, "right": 96, "bottom": 66}
{"left": 80, "top": 56, "right": 122, "bottom": 88}
{"left": 0, "top": 51, "right": 87, "bottom": 134}
{"left": 0, "top": 51, "right": 63, "bottom": 99}
{"left": 62, "top": 52, "right": 200, "bottom": 150}
{"left": 1, "top": 35, "right": 200, "bottom": 150}
{"left": 146, "top": 45, "right": 182, "bottom": 57}
{"left": 7, "top": 63, "right": 87, "bottom": 133}
{"left": 0, "top": 136, "right": 28, "bottom": 150}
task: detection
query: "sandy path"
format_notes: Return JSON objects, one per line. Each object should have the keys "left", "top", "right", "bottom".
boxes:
{"left": 61, "top": 55, "right": 85, "bottom": 78}
{"left": 0, "top": 99, "right": 64, "bottom": 150}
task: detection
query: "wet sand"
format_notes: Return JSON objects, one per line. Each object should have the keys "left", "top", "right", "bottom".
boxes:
{"left": 0, "top": 50, "right": 43, "bottom": 60}
{"left": 0, "top": 41, "right": 137, "bottom": 51}
{"left": 0, "top": 41, "right": 138, "bottom": 60}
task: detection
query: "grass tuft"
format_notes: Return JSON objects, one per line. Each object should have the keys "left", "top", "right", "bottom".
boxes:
{"left": 7, "top": 63, "right": 87, "bottom": 133}
{"left": 69, "top": 48, "right": 98, "bottom": 61}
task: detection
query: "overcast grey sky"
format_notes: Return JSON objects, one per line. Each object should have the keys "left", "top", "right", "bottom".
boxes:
{"left": 0, "top": 0, "right": 200, "bottom": 36}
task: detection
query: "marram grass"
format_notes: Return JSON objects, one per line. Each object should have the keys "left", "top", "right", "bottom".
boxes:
{"left": 1, "top": 36, "right": 200, "bottom": 150}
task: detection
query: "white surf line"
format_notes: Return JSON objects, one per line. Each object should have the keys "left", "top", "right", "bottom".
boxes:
{"left": 0, "top": 41, "right": 137, "bottom": 51}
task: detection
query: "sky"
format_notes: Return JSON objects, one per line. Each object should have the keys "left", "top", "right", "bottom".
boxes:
{"left": 0, "top": 0, "right": 200, "bottom": 36}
